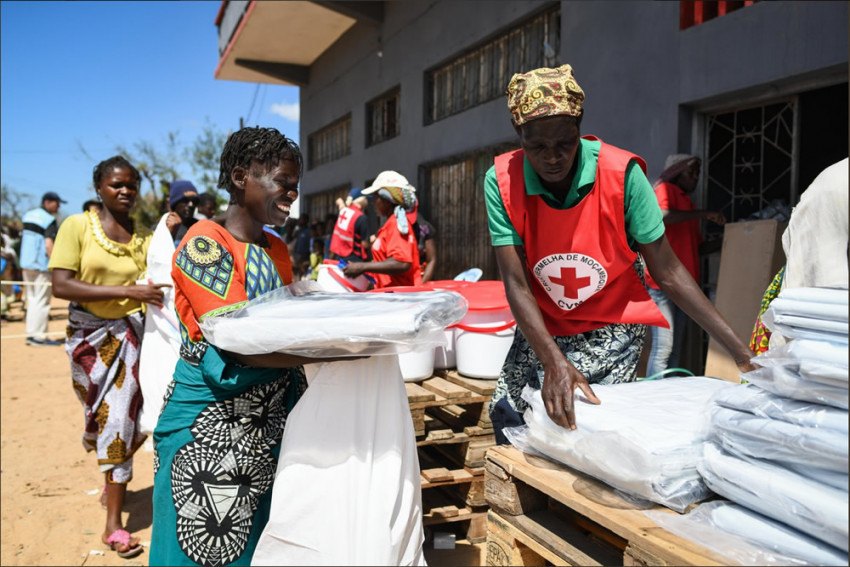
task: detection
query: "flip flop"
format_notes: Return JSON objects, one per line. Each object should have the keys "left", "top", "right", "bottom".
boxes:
{"left": 104, "top": 529, "right": 143, "bottom": 559}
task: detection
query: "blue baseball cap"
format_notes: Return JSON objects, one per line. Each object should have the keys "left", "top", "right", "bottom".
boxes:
{"left": 349, "top": 187, "right": 365, "bottom": 199}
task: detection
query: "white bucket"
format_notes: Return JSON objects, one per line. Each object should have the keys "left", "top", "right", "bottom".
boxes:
{"left": 453, "top": 281, "right": 515, "bottom": 379}
{"left": 399, "top": 347, "right": 435, "bottom": 382}
{"left": 316, "top": 263, "right": 371, "bottom": 293}
{"left": 433, "top": 328, "right": 456, "bottom": 369}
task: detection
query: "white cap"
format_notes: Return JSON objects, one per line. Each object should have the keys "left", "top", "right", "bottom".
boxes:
{"left": 362, "top": 170, "right": 416, "bottom": 194}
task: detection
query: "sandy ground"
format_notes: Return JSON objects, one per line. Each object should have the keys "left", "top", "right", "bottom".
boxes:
{"left": 0, "top": 297, "right": 484, "bottom": 567}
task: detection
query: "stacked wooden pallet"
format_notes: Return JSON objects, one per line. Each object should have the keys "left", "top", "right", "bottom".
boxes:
{"left": 484, "top": 445, "right": 724, "bottom": 566}
{"left": 406, "top": 370, "right": 498, "bottom": 543}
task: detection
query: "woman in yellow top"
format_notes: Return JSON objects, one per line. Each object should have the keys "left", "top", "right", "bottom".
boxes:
{"left": 50, "top": 155, "right": 169, "bottom": 559}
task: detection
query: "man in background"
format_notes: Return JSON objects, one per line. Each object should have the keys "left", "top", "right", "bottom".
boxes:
{"left": 165, "top": 181, "right": 199, "bottom": 247}
{"left": 196, "top": 192, "right": 218, "bottom": 220}
{"left": 20, "top": 191, "right": 65, "bottom": 346}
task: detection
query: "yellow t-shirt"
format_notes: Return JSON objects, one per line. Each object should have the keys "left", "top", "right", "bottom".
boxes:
{"left": 49, "top": 211, "right": 152, "bottom": 319}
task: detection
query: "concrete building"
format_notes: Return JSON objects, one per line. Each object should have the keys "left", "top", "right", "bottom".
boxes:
{"left": 215, "top": 0, "right": 847, "bottom": 367}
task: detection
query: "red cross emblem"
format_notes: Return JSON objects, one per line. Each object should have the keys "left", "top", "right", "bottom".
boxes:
{"left": 550, "top": 266, "right": 591, "bottom": 299}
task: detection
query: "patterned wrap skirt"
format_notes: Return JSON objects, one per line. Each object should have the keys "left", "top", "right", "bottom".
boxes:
{"left": 66, "top": 302, "right": 146, "bottom": 483}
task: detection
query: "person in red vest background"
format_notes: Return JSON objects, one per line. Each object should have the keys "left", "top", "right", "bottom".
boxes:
{"left": 644, "top": 154, "right": 726, "bottom": 378}
{"left": 484, "top": 64, "right": 756, "bottom": 444}
{"left": 343, "top": 171, "right": 421, "bottom": 289}
{"left": 329, "top": 186, "right": 371, "bottom": 263}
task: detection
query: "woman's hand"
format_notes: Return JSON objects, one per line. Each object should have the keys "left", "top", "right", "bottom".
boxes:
{"left": 126, "top": 283, "right": 171, "bottom": 309}
{"left": 540, "top": 357, "right": 601, "bottom": 431}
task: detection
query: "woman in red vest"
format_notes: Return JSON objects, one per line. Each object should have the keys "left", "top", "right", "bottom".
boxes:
{"left": 343, "top": 170, "right": 422, "bottom": 288}
{"left": 485, "top": 64, "right": 756, "bottom": 443}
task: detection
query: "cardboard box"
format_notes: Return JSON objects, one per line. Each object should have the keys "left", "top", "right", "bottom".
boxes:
{"left": 704, "top": 219, "right": 786, "bottom": 382}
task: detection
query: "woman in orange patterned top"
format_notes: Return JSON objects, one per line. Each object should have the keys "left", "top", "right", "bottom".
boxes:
{"left": 149, "top": 127, "right": 347, "bottom": 566}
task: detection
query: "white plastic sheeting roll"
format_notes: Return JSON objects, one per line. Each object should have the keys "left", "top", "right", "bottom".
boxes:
{"left": 251, "top": 356, "right": 425, "bottom": 566}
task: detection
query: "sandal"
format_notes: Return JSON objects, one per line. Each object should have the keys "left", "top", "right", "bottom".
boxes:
{"left": 104, "top": 529, "right": 143, "bottom": 559}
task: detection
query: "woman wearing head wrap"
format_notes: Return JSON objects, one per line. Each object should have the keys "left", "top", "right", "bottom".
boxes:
{"left": 484, "top": 64, "right": 756, "bottom": 442}
{"left": 342, "top": 170, "right": 422, "bottom": 288}
{"left": 644, "top": 154, "right": 727, "bottom": 377}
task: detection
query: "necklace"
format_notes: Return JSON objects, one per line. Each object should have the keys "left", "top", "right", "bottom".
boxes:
{"left": 86, "top": 210, "right": 143, "bottom": 257}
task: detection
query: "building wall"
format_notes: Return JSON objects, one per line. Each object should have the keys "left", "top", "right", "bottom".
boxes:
{"left": 298, "top": 0, "right": 847, "bottom": 197}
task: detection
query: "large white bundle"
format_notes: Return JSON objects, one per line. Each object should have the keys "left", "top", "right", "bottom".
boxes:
{"left": 762, "top": 287, "right": 849, "bottom": 344}
{"left": 709, "top": 405, "right": 848, "bottom": 473}
{"left": 199, "top": 283, "right": 467, "bottom": 357}
{"left": 742, "top": 365, "right": 848, "bottom": 410}
{"left": 699, "top": 442, "right": 849, "bottom": 552}
{"left": 505, "top": 377, "right": 736, "bottom": 512}
{"left": 752, "top": 339, "right": 848, "bottom": 389}
{"left": 252, "top": 356, "right": 425, "bottom": 566}
{"left": 645, "top": 501, "right": 848, "bottom": 566}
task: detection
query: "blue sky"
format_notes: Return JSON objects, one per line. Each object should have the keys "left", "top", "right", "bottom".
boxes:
{"left": 1, "top": 1, "right": 300, "bottom": 218}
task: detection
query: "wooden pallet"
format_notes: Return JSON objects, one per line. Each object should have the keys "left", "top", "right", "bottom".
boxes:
{"left": 484, "top": 446, "right": 727, "bottom": 566}
{"left": 408, "top": 371, "right": 499, "bottom": 543}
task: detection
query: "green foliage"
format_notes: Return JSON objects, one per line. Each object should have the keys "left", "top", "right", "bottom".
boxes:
{"left": 186, "top": 118, "right": 228, "bottom": 195}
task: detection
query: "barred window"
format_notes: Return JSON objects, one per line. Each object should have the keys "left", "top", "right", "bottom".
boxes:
{"left": 307, "top": 184, "right": 351, "bottom": 230}
{"left": 419, "top": 142, "right": 518, "bottom": 281}
{"left": 307, "top": 114, "right": 351, "bottom": 169}
{"left": 366, "top": 87, "right": 400, "bottom": 147}
{"left": 425, "top": 6, "right": 559, "bottom": 124}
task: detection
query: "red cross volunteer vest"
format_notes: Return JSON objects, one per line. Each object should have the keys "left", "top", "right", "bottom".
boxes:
{"left": 495, "top": 136, "right": 669, "bottom": 336}
{"left": 329, "top": 205, "right": 367, "bottom": 260}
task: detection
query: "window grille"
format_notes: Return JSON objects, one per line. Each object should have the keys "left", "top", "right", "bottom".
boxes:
{"left": 366, "top": 87, "right": 401, "bottom": 147}
{"left": 420, "top": 142, "right": 518, "bottom": 281}
{"left": 680, "top": 1, "right": 758, "bottom": 30}
{"left": 306, "top": 184, "right": 350, "bottom": 231}
{"left": 307, "top": 114, "right": 351, "bottom": 169}
{"left": 425, "top": 6, "right": 560, "bottom": 124}
{"left": 703, "top": 99, "right": 797, "bottom": 241}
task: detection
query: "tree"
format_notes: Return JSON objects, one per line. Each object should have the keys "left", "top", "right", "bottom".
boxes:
{"left": 186, "top": 118, "right": 228, "bottom": 195}
{"left": 0, "top": 183, "right": 34, "bottom": 225}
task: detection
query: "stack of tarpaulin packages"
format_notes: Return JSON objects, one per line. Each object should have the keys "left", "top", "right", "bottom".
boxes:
{"left": 648, "top": 286, "right": 848, "bottom": 566}
{"left": 504, "top": 376, "right": 738, "bottom": 513}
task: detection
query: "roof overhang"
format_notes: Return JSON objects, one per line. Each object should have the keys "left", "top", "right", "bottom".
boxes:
{"left": 215, "top": 1, "right": 382, "bottom": 87}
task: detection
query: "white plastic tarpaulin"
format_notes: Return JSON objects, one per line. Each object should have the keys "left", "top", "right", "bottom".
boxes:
{"left": 645, "top": 501, "right": 847, "bottom": 566}
{"left": 504, "top": 377, "right": 737, "bottom": 512}
{"left": 698, "top": 442, "right": 849, "bottom": 552}
{"left": 251, "top": 356, "right": 425, "bottom": 566}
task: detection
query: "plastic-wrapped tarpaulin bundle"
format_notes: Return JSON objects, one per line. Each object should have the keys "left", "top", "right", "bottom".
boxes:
{"left": 712, "top": 382, "right": 848, "bottom": 432}
{"left": 762, "top": 286, "right": 849, "bottom": 344}
{"left": 709, "top": 405, "right": 848, "bottom": 473}
{"left": 504, "top": 377, "right": 737, "bottom": 513}
{"left": 199, "top": 282, "right": 468, "bottom": 357}
{"left": 698, "top": 442, "right": 849, "bottom": 552}
{"left": 251, "top": 356, "right": 426, "bottom": 566}
{"left": 742, "top": 365, "right": 848, "bottom": 410}
{"left": 751, "top": 339, "right": 848, "bottom": 389}
{"left": 645, "top": 501, "right": 848, "bottom": 566}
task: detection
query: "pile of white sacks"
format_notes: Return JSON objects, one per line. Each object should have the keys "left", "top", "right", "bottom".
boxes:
{"left": 649, "top": 287, "right": 848, "bottom": 565}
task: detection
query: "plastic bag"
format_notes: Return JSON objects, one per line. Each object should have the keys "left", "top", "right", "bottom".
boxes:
{"left": 750, "top": 339, "right": 848, "bottom": 389}
{"left": 698, "top": 442, "right": 849, "bottom": 552}
{"left": 645, "top": 501, "right": 847, "bottom": 566}
{"left": 506, "top": 377, "right": 736, "bottom": 512}
{"left": 199, "top": 282, "right": 467, "bottom": 358}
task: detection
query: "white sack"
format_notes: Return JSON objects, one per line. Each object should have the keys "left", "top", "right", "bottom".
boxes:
{"left": 505, "top": 377, "right": 736, "bottom": 512}
{"left": 645, "top": 501, "right": 847, "bottom": 566}
{"left": 200, "top": 284, "right": 466, "bottom": 357}
{"left": 137, "top": 214, "right": 181, "bottom": 435}
{"left": 251, "top": 356, "right": 425, "bottom": 566}
{"left": 699, "top": 442, "right": 849, "bottom": 552}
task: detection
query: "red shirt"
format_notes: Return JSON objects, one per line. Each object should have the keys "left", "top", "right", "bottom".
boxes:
{"left": 370, "top": 217, "right": 422, "bottom": 288}
{"left": 496, "top": 138, "right": 668, "bottom": 335}
{"left": 644, "top": 182, "right": 702, "bottom": 289}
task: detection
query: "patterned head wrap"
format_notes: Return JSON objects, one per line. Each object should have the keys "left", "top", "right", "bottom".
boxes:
{"left": 376, "top": 186, "right": 417, "bottom": 235}
{"left": 506, "top": 64, "right": 585, "bottom": 127}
